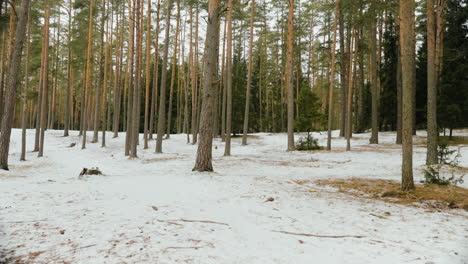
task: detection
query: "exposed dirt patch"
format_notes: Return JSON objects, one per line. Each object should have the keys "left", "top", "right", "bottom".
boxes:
{"left": 314, "top": 178, "right": 468, "bottom": 211}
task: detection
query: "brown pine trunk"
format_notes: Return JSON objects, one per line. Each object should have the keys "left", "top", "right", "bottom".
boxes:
{"left": 131, "top": 0, "right": 142, "bottom": 158}
{"left": 339, "top": 5, "right": 347, "bottom": 138}
{"left": 223, "top": 0, "right": 233, "bottom": 156}
{"left": 400, "top": 0, "right": 415, "bottom": 191}
{"left": 125, "top": 0, "right": 135, "bottom": 156}
{"left": 242, "top": 0, "right": 255, "bottom": 146}
{"left": 20, "top": 6, "right": 31, "bottom": 161}
{"left": 346, "top": 29, "right": 355, "bottom": 151}
{"left": 166, "top": 0, "right": 181, "bottom": 139}
{"left": 112, "top": 4, "right": 124, "bottom": 138}
{"left": 369, "top": 6, "right": 379, "bottom": 144}
{"left": 81, "top": 0, "right": 94, "bottom": 150}
{"left": 64, "top": 0, "right": 72, "bottom": 137}
{"left": 396, "top": 22, "right": 402, "bottom": 144}
{"left": 93, "top": 1, "right": 106, "bottom": 143}
{"left": 326, "top": 0, "right": 341, "bottom": 150}
{"left": 192, "top": 0, "right": 220, "bottom": 172}
{"left": 38, "top": 2, "right": 50, "bottom": 157}
{"left": 149, "top": 0, "right": 161, "bottom": 140}
{"left": 426, "top": 0, "right": 438, "bottom": 165}
{"left": 0, "top": 0, "right": 30, "bottom": 170}
{"left": 143, "top": 0, "right": 151, "bottom": 149}
{"left": 155, "top": 0, "right": 173, "bottom": 153}
{"left": 286, "top": 0, "right": 295, "bottom": 151}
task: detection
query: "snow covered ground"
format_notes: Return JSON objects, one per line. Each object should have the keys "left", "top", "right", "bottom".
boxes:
{"left": 1, "top": 129, "right": 467, "bottom": 264}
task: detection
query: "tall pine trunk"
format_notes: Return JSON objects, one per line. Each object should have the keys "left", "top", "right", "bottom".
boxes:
{"left": 0, "top": 0, "right": 30, "bottom": 170}
{"left": 400, "top": 0, "right": 415, "bottom": 191}
{"left": 155, "top": 0, "right": 172, "bottom": 153}
{"left": 242, "top": 0, "right": 255, "bottom": 146}
{"left": 326, "top": 0, "right": 341, "bottom": 150}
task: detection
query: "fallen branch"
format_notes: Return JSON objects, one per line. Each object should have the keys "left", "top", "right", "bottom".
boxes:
{"left": 159, "top": 219, "right": 229, "bottom": 226}
{"left": 4, "top": 219, "right": 50, "bottom": 224}
{"left": 273, "top": 230, "right": 366, "bottom": 238}
{"left": 162, "top": 246, "right": 202, "bottom": 253}
{"left": 66, "top": 244, "right": 97, "bottom": 252}
{"left": 157, "top": 220, "right": 183, "bottom": 226}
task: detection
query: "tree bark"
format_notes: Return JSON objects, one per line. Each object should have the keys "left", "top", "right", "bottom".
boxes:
{"left": 242, "top": 0, "right": 255, "bottom": 146}
{"left": 286, "top": 0, "right": 295, "bottom": 151}
{"left": 400, "top": 0, "right": 415, "bottom": 191}
{"left": 326, "top": 0, "right": 341, "bottom": 150}
{"left": 143, "top": 0, "right": 151, "bottom": 148}
{"left": 81, "top": 0, "right": 94, "bottom": 150}
{"left": 224, "top": 0, "right": 233, "bottom": 156}
{"left": 166, "top": 0, "right": 181, "bottom": 139}
{"left": 0, "top": 0, "right": 30, "bottom": 170}
{"left": 369, "top": 4, "right": 379, "bottom": 144}
{"left": 193, "top": 0, "right": 220, "bottom": 172}
{"left": 426, "top": 0, "right": 438, "bottom": 165}
{"left": 346, "top": 29, "right": 355, "bottom": 151}
{"left": 38, "top": 2, "right": 50, "bottom": 157}
{"left": 20, "top": 6, "right": 31, "bottom": 161}
{"left": 155, "top": 0, "right": 172, "bottom": 153}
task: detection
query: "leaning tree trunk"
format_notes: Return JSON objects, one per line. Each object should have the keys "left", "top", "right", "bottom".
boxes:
{"left": 155, "top": 0, "right": 172, "bottom": 153}
{"left": 193, "top": 0, "right": 220, "bottom": 172}
{"left": 400, "top": 0, "right": 415, "bottom": 191}
{"left": 0, "top": 0, "right": 30, "bottom": 170}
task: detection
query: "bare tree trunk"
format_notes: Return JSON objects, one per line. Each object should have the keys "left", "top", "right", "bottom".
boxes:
{"left": 191, "top": 5, "right": 200, "bottom": 145}
{"left": 369, "top": 5, "right": 379, "bottom": 144}
{"left": 20, "top": 6, "right": 31, "bottom": 161}
{"left": 166, "top": 0, "right": 180, "bottom": 139}
{"left": 326, "top": 0, "right": 341, "bottom": 150}
{"left": 64, "top": 0, "right": 72, "bottom": 137}
{"left": 193, "top": 0, "right": 220, "bottom": 172}
{"left": 143, "top": 0, "right": 151, "bottom": 149}
{"left": 339, "top": 5, "right": 347, "bottom": 138}
{"left": 130, "top": 0, "right": 142, "bottom": 158}
{"left": 92, "top": 1, "right": 106, "bottom": 143}
{"left": 112, "top": 4, "right": 124, "bottom": 138}
{"left": 0, "top": 0, "right": 30, "bottom": 170}
{"left": 81, "top": 0, "right": 94, "bottom": 150}
{"left": 346, "top": 29, "right": 355, "bottom": 151}
{"left": 286, "top": 0, "right": 295, "bottom": 151}
{"left": 426, "top": 0, "right": 438, "bottom": 165}
{"left": 149, "top": 0, "right": 160, "bottom": 140}
{"left": 396, "top": 23, "right": 402, "bottom": 144}
{"left": 155, "top": 0, "right": 172, "bottom": 153}
{"left": 38, "top": 2, "right": 50, "bottom": 157}
{"left": 220, "top": 19, "right": 227, "bottom": 141}
{"left": 223, "top": 0, "right": 233, "bottom": 156}
{"left": 400, "top": 0, "right": 415, "bottom": 191}
{"left": 242, "top": 0, "right": 255, "bottom": 146}
{"left": 125, "top": 0, "right": 135, "bottom": 156}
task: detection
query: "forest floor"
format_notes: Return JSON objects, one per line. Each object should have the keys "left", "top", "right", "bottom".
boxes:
{"left": 1, "top": 129, "right": 467, "bottom": 264}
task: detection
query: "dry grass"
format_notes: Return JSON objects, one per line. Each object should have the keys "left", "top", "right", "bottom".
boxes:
{"left": 439, "top": 136, "right": 468, "bottom": 146}
{"left": 315, "top": 178, "right": 468, "bottom": 211}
